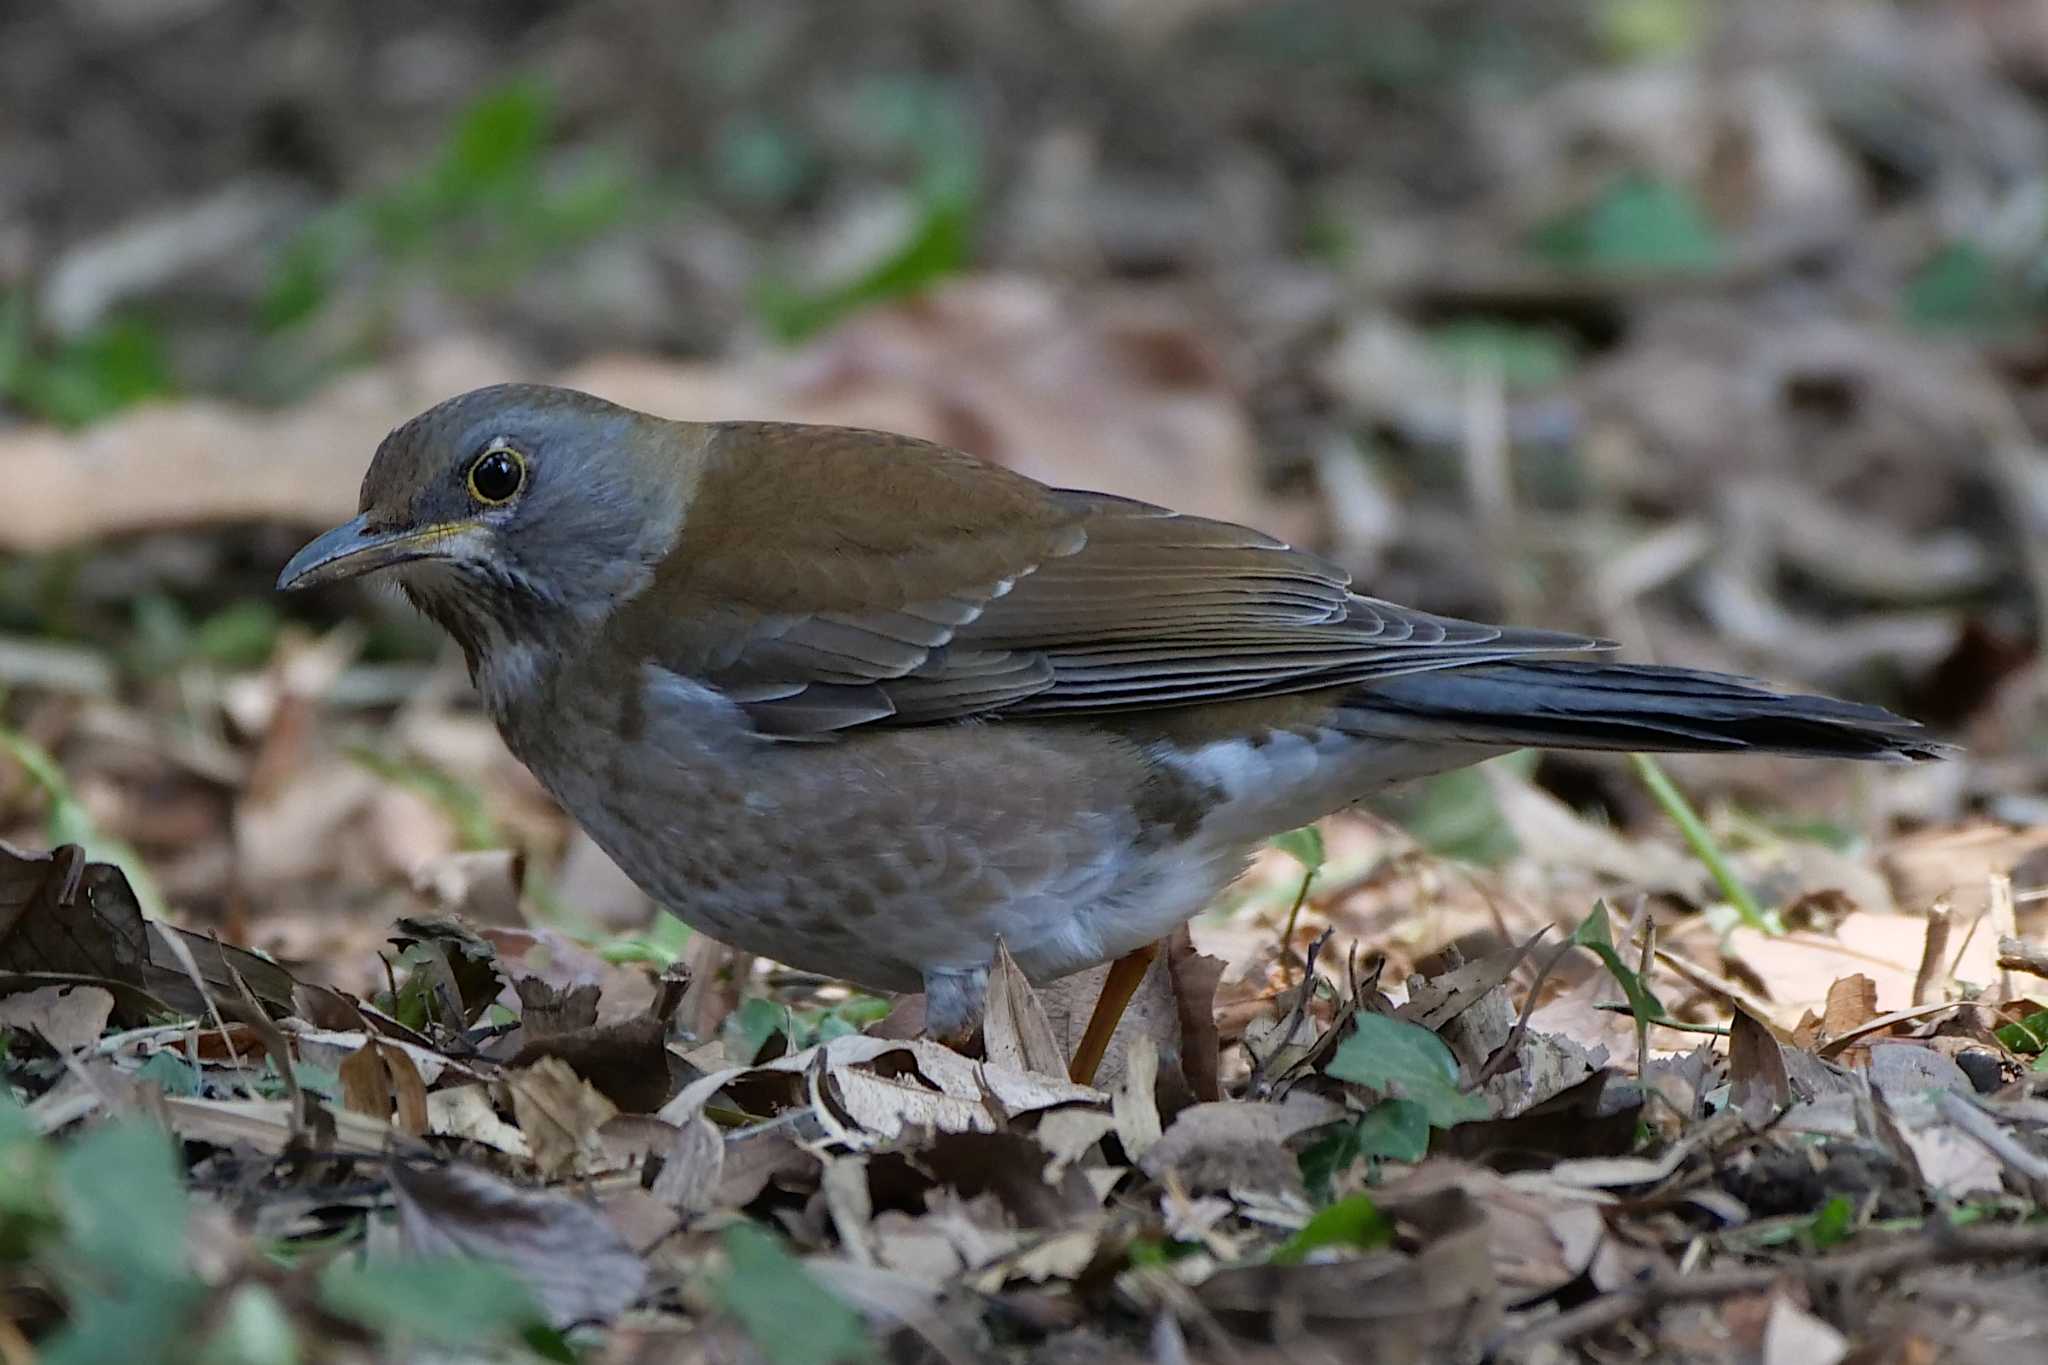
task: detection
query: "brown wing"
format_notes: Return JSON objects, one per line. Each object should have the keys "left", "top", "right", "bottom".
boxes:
{"left": 611, "top": 423, "right": 1604, "bottom": 737}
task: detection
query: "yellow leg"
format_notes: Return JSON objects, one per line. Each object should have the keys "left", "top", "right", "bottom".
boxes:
{"left": 1068, "top": 941, "right": 1160, "bottom": 1086}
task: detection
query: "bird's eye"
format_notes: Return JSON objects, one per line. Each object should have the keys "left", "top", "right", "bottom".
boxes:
{"left": 466, "top": 447, "right": 526, "bottom": 506}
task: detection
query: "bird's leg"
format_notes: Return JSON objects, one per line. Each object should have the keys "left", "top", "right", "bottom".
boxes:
{"left": 1069, "top": 941, "right": 1160, "bottom": 1086}
{"left": 920, "top": 967, "right": 988, "bottom": 1052}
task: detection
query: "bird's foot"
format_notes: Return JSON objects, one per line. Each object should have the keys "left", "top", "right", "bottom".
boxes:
{"left": 919, "top": 966, "right": 989, "bottom": 1053}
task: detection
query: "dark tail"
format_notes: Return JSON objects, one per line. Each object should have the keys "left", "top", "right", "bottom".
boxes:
{"left": 1344, "top": 661, "right": 1950, "bottom": 762}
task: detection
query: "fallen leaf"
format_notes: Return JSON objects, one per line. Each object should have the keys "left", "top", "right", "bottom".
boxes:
{"left": 0, "top": 983, "right": 113, "bottom": 1052}
{"left": 389, "top": 1158, "right": 648, "bottom": 1329}
{"left": 649, "top": 1113, "right": 724, "bottom": 1217}
{"left": 1729, "top": 1006, "right": 1792, "bottom": 1125}
{"left": 983, "top": 937, "right": 1066, "bottom": 1078}
{"left": 428, "top": 1083, "right": 531, "bottom": 1159}
{"left": 1762, "top": 1291, "right": 1849, "bottom": 1365}
{"left": 509, "top": 1012, "right": 673, "bottom": 1113}
{"left": 505, "top": 1056, "right": 619, "bottom": 1178}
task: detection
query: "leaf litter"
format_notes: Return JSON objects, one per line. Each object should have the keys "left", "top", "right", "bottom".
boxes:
{"left": 5, "top": 803, "right": 2048, "bottom": 1363}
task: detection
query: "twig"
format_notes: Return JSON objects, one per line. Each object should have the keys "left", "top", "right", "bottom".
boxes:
{"left": 1998, "top": 934, "right": 2048, "bottom": 981}
{"left": 1245, "top": 929, "right": 1332, "bottom": 1097}
{"left": 1991, "top": 873, "right": 2019, "bottom": 1002}
{"left": 1911, "top": 901, "right": 1952, "bottom": 1006}
{"left": 1467, "top": 933, "right": 1570, "bottom": 1092}
{"left": 1492, "top": 1222, "right": 2048, "bottom": 1359}
{"left": 1936, "top": 1090, "right": 2048, "bottom": 1201}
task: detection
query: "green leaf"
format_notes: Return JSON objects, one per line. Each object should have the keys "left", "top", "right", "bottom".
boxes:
{"left": 1597, "top": 0, "right": 1703, "bottom": 61}
{"left": 1570, "top": 901, "right": 1666, "bottom": 1025}
{"left": 1327, "top": 1015, "right": 1489, "bottom": 1128}
{"left": 1630, "top": 754, "right": 1775, "bottom": 932}
{"left": 1805, "top": 1194, "right": 1854, "bottom": 1250}
{"left": 724, "top": 997, "right": 792, "bottom": 1064}
{"left": 40, "top": 1121, "right": 206, "bottom": 1365}
{"left": 1427, "top": 320, "right": 1577, "bottom": 392}
{"left": 1996, "top": 1010, "right": 2048, "bottom": 1054}
{"left": 1403, "top": 766, "right": 1520, "bottom": 865}
{"left": 755, "top": 184, "right": 974, "bottom": 343}
{"left": 1353, "top": 1097, "right": 1432, "bottom": 1162}
{"left": 134, "top": 1052, "right": 204, "bottom": 1097}
{"left": 1270, "top": 825, "right": 1325, "bottom": 876}
{"left": 1904, "top": 243, "right": 2013, "bottom": 331}
{"left": 1271, "top": 1193, "right": 1392, "bottom": 1265}
{"left": 436, "top": 82, "right": 551, "bottom": 204}
{"left": 320, "top": 1257, "right": 546, "bottom": 1347}
{"left": 1531, "top": 173, "right": 1722, "bottom": 273}
{"left": 717, "top": 1223, "right": 875, "bottom": 1365}
{"left": 55, "top": 1121, "right": 190, "bottom": 1285}
{"left": 196, "top": 1284, "right": 301, "bottom": 1365}
{"left": 193, "top": 601, "right": 283, "bottom": 669}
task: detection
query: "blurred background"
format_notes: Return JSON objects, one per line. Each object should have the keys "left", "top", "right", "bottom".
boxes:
{"left": 1, "top": 0, "right": 2044, "bottom": 988}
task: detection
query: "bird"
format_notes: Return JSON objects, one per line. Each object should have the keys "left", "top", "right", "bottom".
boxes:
{"left": 279, "top": 382, "right": 1947, "bottom": 1079}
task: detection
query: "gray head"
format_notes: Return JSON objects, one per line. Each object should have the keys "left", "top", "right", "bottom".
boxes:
{"left": 277, "top": 383, "right": 684, "bottom": 671}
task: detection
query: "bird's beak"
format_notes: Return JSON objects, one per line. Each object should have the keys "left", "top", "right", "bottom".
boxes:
{"left": 276, "top": 515, "right": 478, "bottom": 591}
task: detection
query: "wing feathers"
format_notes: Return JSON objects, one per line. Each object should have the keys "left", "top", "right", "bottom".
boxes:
{"left": 627, "top": 431, "right": 1604, "bottom": 735}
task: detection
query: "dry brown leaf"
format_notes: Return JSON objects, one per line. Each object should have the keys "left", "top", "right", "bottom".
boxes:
{"left": 1197, "top": 1184, "right": 1498, "bottom": 1356}
{"left": 1040, "top": 946, "right": 1181, "bottom": 1097}
{"left": 506, "top": 1056, "right": 619, "bottom": 1178}
{"left": 1138, "top": 1092, "right": 1342, "bottom": 1198}
{"left": 389, "top": 1158, "right": 648, "bottom": 1329}
{"left": 509, "top": 1012, "right": 673, "bottom": 1114}
{"left": 1165, "top": 927, "right": 1226, "bottom": 1103}
{"left": 411, "top": 849, "right": 525, "bottom": 927}
{"left": 339, "top": 1039, "right": 431, "bottom": 1136}
{"left": 983, "top": 936, "right": 1066, "bottom": 1078}
{"left": 1727, "top": 912, "right": 2001, "bottom": 1029}
{"left": 0, "top": 339, "right": 516, "bottom": 549}
{"left": 1729, "top": 1006, "right": 1792, "bottom": 1125}
{"left": 338, "top": 1039, "right": 392, "bottom": 1123}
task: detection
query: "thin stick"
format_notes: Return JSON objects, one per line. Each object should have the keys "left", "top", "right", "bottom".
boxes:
{"left": 1069, "top": 942, "right": 1160, "bottom": 1086}
{"left": 1912, "top": 900, "right": 1952, "bottom": 1006}
{"left": 1497, "top": 1222, "right": 2048, "bottom": 1358}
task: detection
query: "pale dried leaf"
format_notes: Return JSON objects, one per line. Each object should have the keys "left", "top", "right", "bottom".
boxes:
{"left": 427, "top": 1083, "right": 531, "bottom": 1159}
{"left": 1762, "top": 1293, "right": 1849, "bottom": 1365}
{"left": 507, "top": 1056, "right": 618, "bottom": 1178}
{"left": 411, "top": 849, "right": 524, "bottom": 926}
{"left": 0, "top": 984, "right": 113, "bottom": 1052}
{"left": 1034, "top": 1108, "right": 1118, "bottom": 1182}
{"left": 1113, "top": 1034, "right": 1163, "bottom": 1161}
{"left": 160, "top": 1096, "right": 390, "bottom": 1155}
{"left": 983, "top": 937, "right": 1066, "bottom": 1078}
{"left": 649, "top": 1113, "right": 723, "bottom": 1216}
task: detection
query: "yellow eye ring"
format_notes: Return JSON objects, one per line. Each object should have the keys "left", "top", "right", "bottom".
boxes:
{"left": 467, "top": 446, "right": 526, "bottom": 505}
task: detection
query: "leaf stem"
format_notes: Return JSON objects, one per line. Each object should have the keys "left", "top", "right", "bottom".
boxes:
{"left": 1629, "top": 753, "right": 1775, "bottom": 933}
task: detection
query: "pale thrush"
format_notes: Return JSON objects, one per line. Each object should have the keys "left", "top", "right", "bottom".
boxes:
{"left": 279, "top": 384, "right": 1945, "bottom": 1054}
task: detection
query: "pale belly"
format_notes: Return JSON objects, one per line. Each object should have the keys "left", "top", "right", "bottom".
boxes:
{"left": 503, "top": 668, "right": 1250, "bottom": 997}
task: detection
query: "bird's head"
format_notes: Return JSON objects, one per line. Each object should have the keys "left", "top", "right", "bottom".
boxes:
{"left": 277, "top": 383, "right": 689, "bottom": 667}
